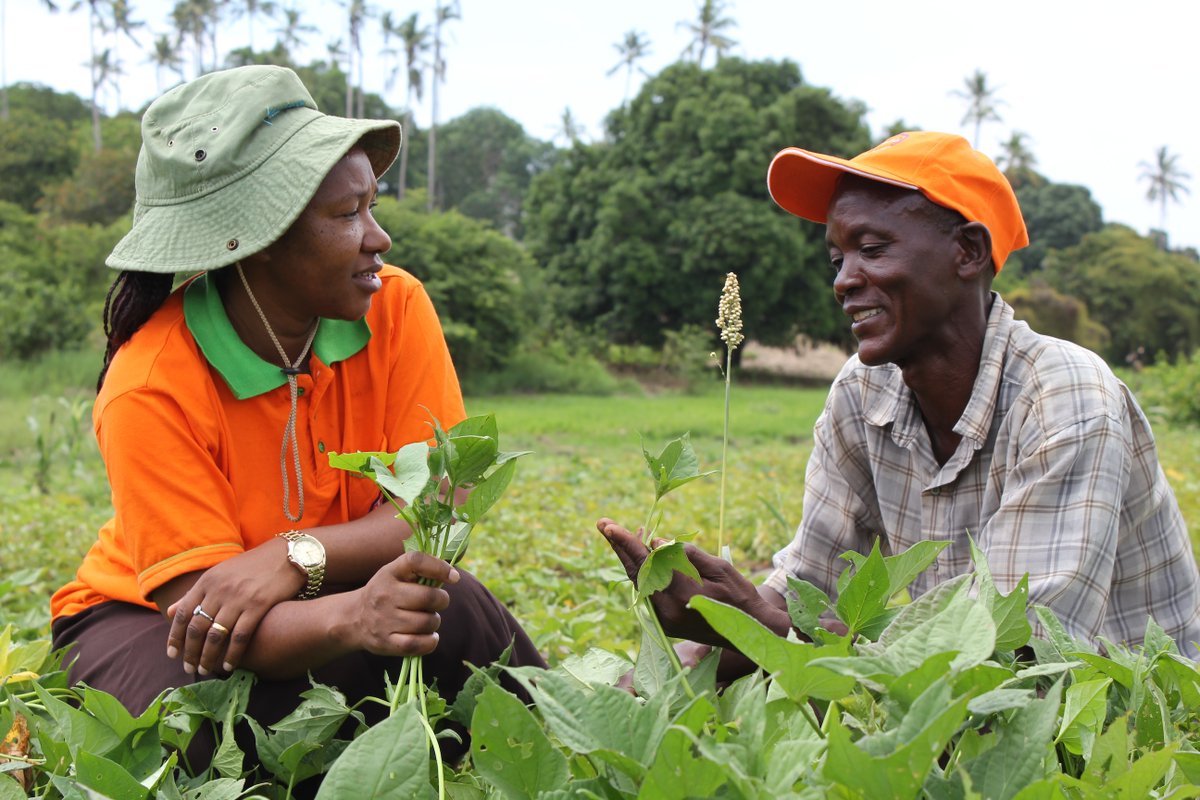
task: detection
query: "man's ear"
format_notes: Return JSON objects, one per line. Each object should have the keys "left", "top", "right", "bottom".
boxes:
{"left": 956, "top": 221, "right": 993, "bottom": 280}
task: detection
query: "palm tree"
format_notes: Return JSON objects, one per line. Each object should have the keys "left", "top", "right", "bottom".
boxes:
{"left": 230, "top": 0, "right": 275, "bottom": 52}
{"left": 273, "top": 4, "right": 314, "bottom": 60}
{"left": 107, "top": 0, "right": 144, "bottom": 110}
{"left": 426, "top": 0, "right": 459, "bottom": 211}
{"left": 338, "top": 0, "right": 369, "bottom": 118}
{"left": 553, "top": 107, "right": 586, "bottom": 146}
{"left": 172, "top": 0, "right": 211, "bottom": 77}
{"left": 678, "top": 0, "right": 736, "bottom": 68}
{"left": 1139, "top": 145, "right": 1192, "bottom": 232}
{"left": 951, "top": 69, "right": 1003, "bottom": 148}
{"left": 996, "top": 131, "right": 1038, "bottom": 189}
{"left": 607, "top": 29, "right": 651, "bottom": 104}
{"left": 146, "top": 32, "right": 184, "bottom": 92}
{"left": 386, "top": 12, "right": 428, "bottom": 200}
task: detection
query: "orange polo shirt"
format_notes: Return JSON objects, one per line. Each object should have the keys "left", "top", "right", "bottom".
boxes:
{"left": 52, "top": 265, "right": 465, "bottom": 620}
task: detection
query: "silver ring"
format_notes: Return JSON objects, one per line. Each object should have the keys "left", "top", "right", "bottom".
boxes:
{"left": 192, "top": 604, "right": 215, "bottom": 623}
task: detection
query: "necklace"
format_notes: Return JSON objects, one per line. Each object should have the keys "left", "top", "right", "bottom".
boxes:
{"left": 236, "top": 263, "right": 319, "bottom": 523}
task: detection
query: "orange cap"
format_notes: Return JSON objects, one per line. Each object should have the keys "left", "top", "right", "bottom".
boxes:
{"left": 766, "top": 131, "right": 1029, "bottom": 272}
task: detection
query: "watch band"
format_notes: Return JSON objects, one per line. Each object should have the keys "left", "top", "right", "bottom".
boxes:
{"left": 278, "top": 530, "right": 326, "bottom": 600}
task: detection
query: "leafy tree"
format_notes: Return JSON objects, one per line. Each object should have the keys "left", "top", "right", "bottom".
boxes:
{"left": 107, "top": 0, "right": 144, "bottom": 110}
{"left": 525, "top": 58, "right": 870, "bottom": 349}
{"left": 426, "top": 0, "right": 459, "bottom": 211}
{"left": 2, "top": 82, "right": 90, "bottom": 124}
{"left": 1004, "top": 281, "right": 1108, "bottom": 354}
{"left": 996, "top": 130, "right": 1038, "bottom": 189}
{"left": 608, "top": 30, "right": 652, "bottom": 104}
{"left": 1046, "top": 224, "right": 1200, "bottom": 363}
{"left": 553, "top": 107, "right": 586, "bottom": 146}
{"left": 0, "top": 110, "right": 77, "bottom": 212}
{"left": 951, "top": 68, "right": 1002, "bottom": 148}
{"left": 435, "top": 107, "right": 554, "bottom": 238}
{"left": 229, "top": 0, "right": 276, "bottom": 51}
{"left": 39, "top": 115, "right": 140, "bottom": 225}
{"left": 173, "top": 0, "right": 214, "bottom": 77}
{"left": 339, "top": 0, "right": 370, "bottom": 118}
{"left": 678, "top": 0, "right": 737, "bottom": 67}
{"left": 1138, "top": 145, "right": 1191, "bottom": 232}
{"left": 386, "top": 11, "right": 428, "bottom": 200}
{"left": 1004, "top": 179, "right": 1104, "bottom": 276}
{"left": 371, "top": 193, "right": 535, "bottom": 376}
{"left": 146, "top": 32, "right": 184, "bottom": 93}
{"left": 0, "top": 201, "right": 124, "bottom": 359}
{"left": 273, "top": 3, "right": 314, "bottom": 58}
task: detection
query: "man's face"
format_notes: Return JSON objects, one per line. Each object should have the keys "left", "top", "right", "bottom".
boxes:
{"left": 825, "top": 180, "right": 966, "bottom": 369}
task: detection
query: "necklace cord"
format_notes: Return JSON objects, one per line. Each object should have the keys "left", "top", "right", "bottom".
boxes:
{"left": 236, "top": 263, "right": 319, "bottom": 523}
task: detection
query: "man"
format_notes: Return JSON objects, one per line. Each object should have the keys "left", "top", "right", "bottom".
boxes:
{"left": 599, "top": 131, "right": 1200, "bottom": 660}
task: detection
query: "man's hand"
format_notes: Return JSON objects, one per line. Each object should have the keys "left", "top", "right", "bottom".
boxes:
{"left": 596, "top": 517, "right": 789, "bottom": 646}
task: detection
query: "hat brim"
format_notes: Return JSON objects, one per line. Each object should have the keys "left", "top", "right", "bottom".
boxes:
{"left": 107, "top": 114, "right": 401, "bottom": 273}
{"left": 766, "top": 147, "right": 918, "bottom": 224}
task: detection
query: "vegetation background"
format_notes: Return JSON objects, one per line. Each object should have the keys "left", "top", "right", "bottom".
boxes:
{"left": 2, "top": 0, "right": 1200, "bottom": 796}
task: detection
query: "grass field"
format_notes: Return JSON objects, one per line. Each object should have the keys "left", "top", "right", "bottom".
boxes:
{"left": 3, "top": 352, "right": 1200, "bottom": 665}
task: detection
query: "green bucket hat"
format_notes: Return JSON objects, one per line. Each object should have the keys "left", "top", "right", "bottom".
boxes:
{"left": 107, "top": 65, "right": 402, "bottom": 273}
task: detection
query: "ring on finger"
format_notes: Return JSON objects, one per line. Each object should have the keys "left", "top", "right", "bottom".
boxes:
{"left": 210, "top": 620, "right": 230, "bottom": 635}
{"left": 192, "top": 604, "right": 216, "bottom": 623}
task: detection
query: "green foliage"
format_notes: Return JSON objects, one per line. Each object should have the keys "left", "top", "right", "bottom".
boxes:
{"left": 434, "top": 108, "right": 556, "bottom": 238}
{"left": 0, "top": 112, "right": 78, "bottom": 213}
{"left": 372, "top": 195, "right": 535, "bottom": 376}
{"left": 524, "top": 57, "right": 870, "bottom": 349}
{"left": 0, "top": 203, "right": 124, "bottom": 360}
{"left": 1007, "top": 180, "right": 1104, "bottom": 276}
{"left": 1047, "top": 224, "right": 1200, "bottom": 364}
{"left": 38, "top": 117, "right": 141, "bottom": 226}
{"left": 1125, "top": 351, "right": 1200, "bottom": 426}
{"left": 1004, "top": 280, "right": 1109, "bottom": 353}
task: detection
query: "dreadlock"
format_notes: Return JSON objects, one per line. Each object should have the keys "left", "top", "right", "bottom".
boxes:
{"left": 97, "top": 271, "right": 175, "bottom": 392}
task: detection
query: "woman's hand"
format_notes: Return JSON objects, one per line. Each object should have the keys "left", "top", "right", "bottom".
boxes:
{"left": 346, "top": 552, "right": 460, "bottom": 656}
{"left": 597, "top": 517, "right": 789, "bottom": 646}
{"left": 155, "top": 538, "right": 304, "bottom": 676}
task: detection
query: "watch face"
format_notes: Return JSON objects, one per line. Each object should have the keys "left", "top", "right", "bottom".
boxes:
{"left": 292, "top": 538, "right": 324, "bottom": 568}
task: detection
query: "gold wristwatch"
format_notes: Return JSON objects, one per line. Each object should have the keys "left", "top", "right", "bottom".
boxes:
{"left": 278, "top": 530, "right": 326, "bottom": 599}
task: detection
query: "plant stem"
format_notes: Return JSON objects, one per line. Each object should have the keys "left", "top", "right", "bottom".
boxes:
{"left": 717, "top": 345, "right": 733, "bottom": 556}
{"left": 638, "top": 599, "right": 695, "bottom": 700}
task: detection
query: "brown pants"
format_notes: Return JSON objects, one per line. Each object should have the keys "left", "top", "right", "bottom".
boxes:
{"left": 52, "top": 571, "right": 544, "bottom": 769}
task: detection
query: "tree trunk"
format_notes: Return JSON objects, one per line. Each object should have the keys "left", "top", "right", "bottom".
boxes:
{"left": 1, "top": 0, "right": 8, "bottom": 121}
{"left": 398, "top": 106, "right": 412, "bottom": 200}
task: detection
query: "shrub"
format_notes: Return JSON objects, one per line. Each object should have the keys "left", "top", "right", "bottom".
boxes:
{"left": 1127, "top": 353, "right": 1200, "bottom": 427}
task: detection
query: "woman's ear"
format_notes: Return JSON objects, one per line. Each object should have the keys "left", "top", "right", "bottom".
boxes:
{"left": 956, "top": 221, "right": 993, "bottom": 281}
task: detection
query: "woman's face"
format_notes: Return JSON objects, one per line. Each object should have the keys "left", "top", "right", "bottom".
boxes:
{"left": 252, "top": 147, "right": 392, "bottom": 323}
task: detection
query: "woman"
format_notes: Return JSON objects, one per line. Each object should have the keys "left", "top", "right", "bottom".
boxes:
{"left": 50, "top": 65, "right": 543, "bottom": 760}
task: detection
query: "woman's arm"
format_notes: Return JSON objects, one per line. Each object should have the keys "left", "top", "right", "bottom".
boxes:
{"left": 154, "top": 551, "right": 459, "bottom": 679}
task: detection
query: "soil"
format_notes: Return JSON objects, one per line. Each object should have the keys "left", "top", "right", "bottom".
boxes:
{"left": 739, "top": 336, "right": 851, "bottom": 383}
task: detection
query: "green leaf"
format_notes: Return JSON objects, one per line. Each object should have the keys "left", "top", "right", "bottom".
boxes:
{"left": 967, "top": 687, "right": 1036, "bottom": 716}
{"left": 449, "top": 413, "right": 498, "bottom": 441}
{"left": 638, "top": 726, "right": 727, "bottom": 799}
{"left": 32, "top": 682, "right": 122, "bottom": 761}
{"left": 1105, "top": 743, "right": 1178, "bottom": 797}
{"left": 689, "top": 596, "right": 855, "bottom": 701}
{"left": 316, "top": 703, "right": 434, "bottom": 800}
{"left": 470, "top": 684, "right": 568, "bottom": 800}
{"left": 459, "top": 458, "right": 518, "bottom": 525}
{"left": 75, "top": 750, "right": 150, "bottom": 800}
{"left": 1083, "top": 713, "right": 1130, "bottom": 785}
{"left": 784, "top": 576, "right": 831, "bottom": 639}
{"left": 964, "top": 679, "right": 1062, "bottom": 800}
{"left": 372, "top": 442, "right": 431, "bottom": 505}
{"left": 446, "top": 434, "right": 499, "bottom": 486}
{"left": 968, "top": 538, "right": 1032, "bottom": 652}
{"left": 632, "top": 614, "right": 674, "bottom": 698}
{"left": 888, "top": 651, "right": 958, "bottom": 711}
{"left": 634, "top": 541, "right": 701, "bottom": 603}
{"left": 0, "top": 776, "right": 24, "bottom": 800}
{"left": 268, "top": 683, "right": 351, "bottom": 744}
{"left": 440, "top": 521, "right": 473, "bottom": 565}
{"left": 557, "top": 648, "right": 634, "bottom": 688}
{"left": 835, "top": 539, "right": 891, "bottom": 637}
{"left": 1055, "top": 678, "right": 1111, "bottom": 757}
{"left": 326, "top": 449, "right": 395, "bottom": 476}
{"left": 642, "top": 434, "right": 716, "bottom": 501}
{"left": 882, "top": 539, "right": 951, "bottom": 597}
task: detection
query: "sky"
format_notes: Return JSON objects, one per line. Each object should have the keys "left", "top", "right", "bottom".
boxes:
{"left": 4, "top": 0, "right": 1197, "bottom": 251}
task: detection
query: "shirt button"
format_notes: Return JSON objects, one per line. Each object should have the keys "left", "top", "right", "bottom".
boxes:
{"left": 317, "top": 441, "right": 326, "bottom": 453}
{"left": 297, "top": 387, "right": 305, "bottom": 396}
{"left": 930, "top": 487, "right": 941, "bottom": 495}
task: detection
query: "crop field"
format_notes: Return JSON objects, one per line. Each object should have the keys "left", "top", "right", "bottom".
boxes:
{"left": 5, "top": 365, "right": 1200, "bottom": 797}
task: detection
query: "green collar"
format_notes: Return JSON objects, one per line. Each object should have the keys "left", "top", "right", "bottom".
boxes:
{"left": 183, "top": 273, "right": 371, "bottom": 399}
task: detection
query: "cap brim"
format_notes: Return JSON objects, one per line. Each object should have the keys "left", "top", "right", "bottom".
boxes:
{"left": 107, "top": 115, "right": 401, "bottom": 273}
{"left": 767, "top": 147, "right": 918, "bottom": 223}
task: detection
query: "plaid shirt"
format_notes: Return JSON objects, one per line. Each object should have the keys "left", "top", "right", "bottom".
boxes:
{"left": 766, "top": 295, "right": 1200, "bottom": 657}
